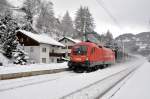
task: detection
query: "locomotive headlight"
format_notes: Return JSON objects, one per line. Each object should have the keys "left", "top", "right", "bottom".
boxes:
{"left": 85, "top": 57, "right": 90, "bottom": 66}
{"left": 86, "top": 57, "right": 89, "bottom": 61}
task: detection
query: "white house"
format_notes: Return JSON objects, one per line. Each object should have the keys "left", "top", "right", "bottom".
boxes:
{"left": 16, "top": 30, "right": 64, "bottom": 63}
{"left": 58, "top": 37, "right": 81, "bottom": 57}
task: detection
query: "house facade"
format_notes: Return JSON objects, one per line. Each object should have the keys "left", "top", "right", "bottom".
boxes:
{"left": 16, "top": 30, "right": 64, "bottom": 63}
{"left": 58, "top": 37, "right": 81, "bottom": 57}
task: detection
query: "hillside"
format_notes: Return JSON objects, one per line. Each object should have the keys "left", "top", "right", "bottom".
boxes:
{"left": 115, "top": 32, "right": 150, "bottom": 56}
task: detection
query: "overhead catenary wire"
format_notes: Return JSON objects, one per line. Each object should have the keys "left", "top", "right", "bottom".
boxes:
{"left": 95, "top": 0, "right": 122, "bottom": 30}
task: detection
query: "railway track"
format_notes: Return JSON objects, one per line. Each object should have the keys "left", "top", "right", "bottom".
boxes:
{"left": 0, "top": 61, "right": 137, "bottom": 93}
{"left": 0, "top": 56, "right": 145, "bottom": 99}
{"left": 60, "top": 60, "right": 144, "bottom": 99}
{"left": 0, "top": 60, "right": 135, "bottom": 92}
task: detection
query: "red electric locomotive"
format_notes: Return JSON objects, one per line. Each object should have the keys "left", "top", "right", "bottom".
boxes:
{"left": 68, "top": 42, "right": 115, "bottom": 72}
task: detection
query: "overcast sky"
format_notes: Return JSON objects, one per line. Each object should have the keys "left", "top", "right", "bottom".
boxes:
{"left": 8, "top": 0, "right": 150, "bottom": 37}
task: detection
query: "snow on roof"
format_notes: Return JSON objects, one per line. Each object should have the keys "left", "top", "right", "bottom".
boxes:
{"left": 59, "top": 36, "right": 81, "bottom": 43}
{"left": 17, "top": 30, "right": 64, "bottom": 47}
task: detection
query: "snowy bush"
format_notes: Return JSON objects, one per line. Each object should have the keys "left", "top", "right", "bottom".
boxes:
{"left": 12, "top": 48, "right": 29, "bottom": 65}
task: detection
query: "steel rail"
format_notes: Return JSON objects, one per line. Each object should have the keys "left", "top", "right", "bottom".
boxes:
{"left": 61, "top": 62, "right": 143, "bottom": 99}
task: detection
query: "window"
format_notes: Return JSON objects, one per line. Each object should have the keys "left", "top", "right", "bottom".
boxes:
{"left": 42, "top": 58, "right": 46, "bottom": 63}
{"left": 30, "top": 47, "right": 34, "bottom": 52}
{"left": 68, "top": 46, "right": 72, "bottom": 49}
{"left": 65, "top": 39, "right": 67, "bottom": 43}
{"left": 42, "top": 48, "right": 46, "bottom": 53}
{"left": 73, "top": 45, "right": 87, "bottom": 55}
{"left": 20, "top": 38, "right": 23, "bottom": 42}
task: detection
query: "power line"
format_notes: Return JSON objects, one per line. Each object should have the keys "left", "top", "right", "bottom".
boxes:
{"left": 95, "top": 0, "right": 122, "bottom": 29}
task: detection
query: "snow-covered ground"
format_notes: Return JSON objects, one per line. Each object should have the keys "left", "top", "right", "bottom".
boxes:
{"left": 0, "top": 53, "right": 9, "bottom": 66}
{"left": 0, "top": 62, "right": 67, "bottom": 75}
{"left": 0, "top": 71, "right": 78, "bottom": 92}
{"left": 0, "top": 57, "right": 145, "bottom": 99}
{"left": 109, "top": 61, "right": 150, "bottom": 99}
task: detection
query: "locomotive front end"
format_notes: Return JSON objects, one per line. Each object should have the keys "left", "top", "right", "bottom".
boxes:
{"left": 68, "top": 44, "right": 90, "bottom": 71}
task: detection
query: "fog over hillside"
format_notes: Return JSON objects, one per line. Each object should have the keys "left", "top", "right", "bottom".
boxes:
{"left": 115, "top": 32, "right": 150, "bottom": 56}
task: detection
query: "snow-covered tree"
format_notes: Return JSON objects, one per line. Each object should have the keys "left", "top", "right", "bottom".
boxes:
{"left": 74, "top": 6, "right": 95, "bottom": 40}
{"left": 0, "top": 0, "right": 10, "bottom": 15}
{"left": 36, "top": 1, "right": 55, "bottom": 36}
{"left": 19, "top": 17, "right": 34, "bottom": 32}
{"left": 105, "top": 30, "right": 114, "bottom": 47}
{"left": 60, "top": 11, "right": 74, "bottom": 37}
{"left": 0, "top": 11, "right": 29, "bottom": 64}
{"left": 53, "top": 18, "right": 63, "bottom": 40}
{"left": 0, "top": 11, "right": 19, "bottom": 58}
{"left": 106, "top": 30, "right": 113, "bottom": 42}
{"left": 21, "top": 0, "right": 41, "bottom": 24}
{"left": 74, "top": 6, "right": 85, "bottom": 39}
{"left": 12, "top": 44, "right": 29, "bottom": 65}
{"left": 21, "top": 0, "right": 41, "bottom": 32}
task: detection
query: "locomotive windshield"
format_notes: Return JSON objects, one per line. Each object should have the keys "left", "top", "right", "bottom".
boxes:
{"left": 73, "top": 45, "right": 87, "bottom": 55}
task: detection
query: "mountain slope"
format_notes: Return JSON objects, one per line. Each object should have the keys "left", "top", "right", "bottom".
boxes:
{"left": 115, "top": 32, "right": 150, "bottom": 56}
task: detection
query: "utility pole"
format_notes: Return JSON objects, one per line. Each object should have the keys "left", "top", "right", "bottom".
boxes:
{"left": 83, "top": 11, "right": 87, "bottom": 42}
{"left": 83, "top": 19, "right": 86, "bottom": 41}
{"left": 66, "top": 44, "right": 68, "bottom": 58}
{"left": 122, "top": 40, "right": 125, "bottom": 61}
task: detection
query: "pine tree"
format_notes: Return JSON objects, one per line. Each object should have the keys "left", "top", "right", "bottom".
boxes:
{"left": 84, "top": 7, "right": 95, "bottom": 33}
{"left": 0, "top": 11, "right": 19, "bottom": 58}
{"left": 0, "top": 11, "right": 29, "bottom": 64}
{"left": 61, "top": 11, "right": 74, "bottom": 37}
{"left": 106, "top": 30, "right": 113, "bottom": 42}
{"left": 74, "top": 6, "right": 84, "bottom": 39}
{"left": 53, "top": 18, "right": 63, "bottom": 40}
{"left": 12, "top": 44, "right": 29, "bottom": 65}
{"left": 74, "top": 6, "right": 95, "bottom": 40}
{"left": 105, "top": 30, "right": 114, "bottom": 48}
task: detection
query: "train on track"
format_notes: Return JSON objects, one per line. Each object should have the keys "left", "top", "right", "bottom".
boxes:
{"left": 68, "top": 41, "right": 115, "bottom": 72}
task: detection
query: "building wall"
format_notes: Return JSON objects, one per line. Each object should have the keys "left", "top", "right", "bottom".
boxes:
{"left": 49, "top": 45, "right": 60, "bottom": 63}
{"left": 59, "top": 39, "right": 76, "bottom": 57}
{"left": 40, "top": 44, "right": 50, "bottom": 64}
{"left": 17, "top": 31, "right": 64, "bottom": 64}
{"left": 24, "top": 44, "right": 63, "bottom": 64}
{"left": 24, "top": 46, "right": 40, "bottom": 63}
{"left": 49, "top": 56, "right": 57, "bottom": 63}
{"left": 60, "top": 39, "right": 75, "bottom": 46}
{"left": 40, "top": 44, "right": 63, "bottom": 63}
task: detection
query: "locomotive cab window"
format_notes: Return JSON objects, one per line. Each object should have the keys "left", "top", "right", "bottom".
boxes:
{"left": 73, "top": 45, "right": 87, "bottom": 55}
